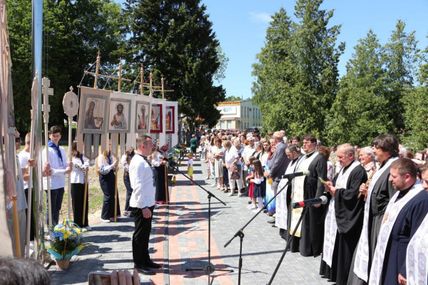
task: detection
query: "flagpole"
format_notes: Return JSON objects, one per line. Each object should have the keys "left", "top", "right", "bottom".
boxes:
{"left": 32, "top": 0, "right": 45, "bottom": 261}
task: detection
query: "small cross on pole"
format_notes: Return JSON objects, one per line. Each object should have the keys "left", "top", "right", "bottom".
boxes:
{"left": 42, "top": 77, "right": 54, "bottom": 229}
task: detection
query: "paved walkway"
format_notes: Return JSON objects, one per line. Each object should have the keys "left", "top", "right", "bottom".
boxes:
{"left": 50, "top": 158, "right": 331, "bottom": 285}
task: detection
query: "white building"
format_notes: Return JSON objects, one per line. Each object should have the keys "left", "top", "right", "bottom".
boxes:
{"left": 215, "top": 99, "right": 262, "bottom": 130}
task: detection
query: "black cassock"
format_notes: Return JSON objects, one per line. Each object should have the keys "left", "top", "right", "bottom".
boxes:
{"left": 381, "top": 190, "right": 428, "bottom": 285}
{"left": 347, "top": 157, "right": 396, "bottom": 285}
{"left": 299, "top": 152, "right": 328, "bottom": 257}
{"left": 154, "top": 164, "right": 169, "bottom": 203}
{"left": 320, "top": 163, "right": 367, "bottom": 285}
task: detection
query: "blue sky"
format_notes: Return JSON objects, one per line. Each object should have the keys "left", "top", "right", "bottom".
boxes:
{"left": 201, "top": 0, "right": 428, "bottom": 99}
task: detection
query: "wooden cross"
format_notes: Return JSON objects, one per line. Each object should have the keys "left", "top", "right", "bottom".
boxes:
{"left": 42, "top": 77, "right": 54, "bottom": 228}
{"left": 42, "top": 77, "right": 53, "bottom": 125}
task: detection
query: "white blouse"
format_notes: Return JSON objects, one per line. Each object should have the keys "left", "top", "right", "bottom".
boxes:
{"left": 71, "top": 155, "right": 90, "bottom": 184}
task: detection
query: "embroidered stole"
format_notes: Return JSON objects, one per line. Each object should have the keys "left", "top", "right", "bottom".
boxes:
{"left": 290, "top": 152, "right": 319, "bottom": 237}
{"left": 323, "top": 160, "right": 360, "bottom": 266}
{"left": 353, "top": 157, "right": 398, "bottom": 281}
{"left": 406, "top": 213, "right": 428, "bottom": 285}
{"left": 276, "top": 157, "right": 301, "bottom": 230}
{"left": 369, "top": 183, "right": 424, "bottom": 285}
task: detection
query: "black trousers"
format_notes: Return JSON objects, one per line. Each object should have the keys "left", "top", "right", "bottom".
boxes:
{"left": 71, "top": 183, "right": 89, "bottom": 227}
{"left": 132, "top": 206, "right": 154, "bottom": 266}
{"left": 45, "top": 188, "right": 64, "bottom": 226}
{"left": 123, "top": 173, "right": 133, "bottom": 211}
{"left": 99, "top": 172, "right": 120, "bottom": 219}
{"left": 24, "top": 188, "right": 35, "bottom": 241}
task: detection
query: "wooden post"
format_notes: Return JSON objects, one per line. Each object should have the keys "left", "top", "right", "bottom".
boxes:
{"left": 94, "top": 51, "right": 100, "bottom": 89}
{"left": 82, "top": 169, "right": 88, "bottom": 226}
{"left": 161, "top": 76, "right": 165, "bottom": 99}
{"left": 42, "top": 77, "right": 54, "bottom": 229}
{"left": 139, "top": 65, "right": 144, "bottom": 95}
{"left": 118, "top": 61, "right": 122, "bottom": 92}
{"left": 25, "top": 77, "right": 38, "bottom": 258}
{"left": 62, "top": 87, "right": 79, "bottom": 221}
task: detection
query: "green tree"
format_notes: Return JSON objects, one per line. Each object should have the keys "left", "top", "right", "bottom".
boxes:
{"left": 401, "top": 47, "right": 428, "bottom": 150}
{"left": 292, "top": 0, "right": 344, "bottom": 137}
{"left": 325, "top": 31, "right": 392, "bottom": 146}
{"left": 8, "top": 0, "right": 124, "bottom": 132}
{"left": 383, "top": 20, "right": 420, "bottom": 134}
{"left": 253, "top": 1, "right": 343, "bottom": 137}
{"left": 224, "top": 95, "right": 242, "bottom": 101}
{"left": 252, "top": 8, "right": 296, "bottom": 132}
{"left": 124, "top": 0, "right": 225, "bottom": 128}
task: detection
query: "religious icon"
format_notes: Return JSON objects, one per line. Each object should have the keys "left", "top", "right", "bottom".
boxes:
{"left": 136, "top": 101, "right": 150, "bottom": 133}
{"left": 165, "top": 106, "right": 175, "bottom": 134}
{"left": 109, "top": 99, "right": 131, "bottom": 132}
{"left": 78, "top": 87, "right": 109, "bottom": 134}
{"left": 84, "top": 99, "right": 105, "bottom": 130}
{"left": 150, "top": 103, "right": 162, "bottom": 133}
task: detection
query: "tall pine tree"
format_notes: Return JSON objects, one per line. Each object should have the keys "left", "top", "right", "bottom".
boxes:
{"left": 252, "top": 8, "right": 295, "bottom": 132}
{"left": 124, "top": 0, "right": 225, "bottom": 128}
{"left": 253, "top": 0, "right": 343, "bottom": 137}
{"left": 401, "top": 45, "right": 428, "bottom": 150}
{"left": 291, "top": 0, "right": 344, "bottom": 137}
{"left": 383, "top": 20, "right": 420, "bottom": 134}
{"left": 326, "top": 31, "right": 391, "bottom": 146}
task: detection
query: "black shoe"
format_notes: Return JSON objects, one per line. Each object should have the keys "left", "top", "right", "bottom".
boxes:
{"left": 134, "top": 264, "right": 155, "bottom": 275}
{"left": 267, "top": 219, "right": 276, "bottom": 224}
{"left": 143, "top": 261, "right": 162, "bottom": 269}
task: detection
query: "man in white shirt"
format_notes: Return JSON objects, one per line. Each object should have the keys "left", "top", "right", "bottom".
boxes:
{"left": 129, "top": 135, "right": 161, "bottom": 274}
{"left": 18, "top": 133, "right": 34, "bottom": 241}
{"left": 43, "top": 126, "right": 71, "bottom": 226}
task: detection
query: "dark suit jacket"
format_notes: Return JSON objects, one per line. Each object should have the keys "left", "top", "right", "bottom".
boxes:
{"left": 269, "top": 141, "right": 289, "bottom": 180}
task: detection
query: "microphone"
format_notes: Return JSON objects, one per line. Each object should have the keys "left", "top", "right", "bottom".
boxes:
{"left": 292, "top": 196, "right": 328, "bottom": 208}
{"left": 281, "top": 170, "right": 310, "bottom": 180}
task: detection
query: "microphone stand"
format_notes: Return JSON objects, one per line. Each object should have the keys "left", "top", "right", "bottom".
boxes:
{"left": 267, "top": 205, "right": 308, "bottom": 284}
{"left": 168, "top": 164, "right": 234, "bottom": 284}
{"left": 224, "top": 178, "right": 292, "bottom": 285}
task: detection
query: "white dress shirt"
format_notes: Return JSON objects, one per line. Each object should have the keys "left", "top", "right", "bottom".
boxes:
{"left": 42, "top": 146, "right": 68, "bottom": 190}
{"left": 71, "top": 155, "right": 90, "bottom": 184}
{"left": 97, "top": 154, "right": 116, "bottom": 175}
{"left": 129, "top": 154, "right": 156, "bottom": 209}
{"left": 18, "top": 150, "right": 30, "bottom": 189}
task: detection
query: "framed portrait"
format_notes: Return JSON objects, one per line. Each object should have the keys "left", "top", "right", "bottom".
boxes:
{"left": 78, "top": 88, "right": 110, "bottom": 134}
{"left": 165, "top": 106, "right": 175, "bottom": 134}
{"left": 109, "top": 98, "right": 131, "bottom": 133}
{"left": 150, "top": 103, "right": 163, "bottom": 133}
{"left": 135, "top": 101, "right": 150, "bottom": 134}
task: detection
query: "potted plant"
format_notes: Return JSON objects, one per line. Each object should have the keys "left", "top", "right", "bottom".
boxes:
{"left": 47, "top": 219, "right": 85, "bottom": 270}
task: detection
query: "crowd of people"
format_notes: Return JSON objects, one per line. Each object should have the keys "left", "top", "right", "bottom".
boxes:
{"left": 196, "top": 128, "right": 428, "bottom": 285}
{"left": 5, "top": 124, "right": 428, "bottom": 283}
{"left": 8, "top": 126, "right": 170, "bottom": 258}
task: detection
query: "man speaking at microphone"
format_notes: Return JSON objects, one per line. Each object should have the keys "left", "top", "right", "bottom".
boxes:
{"left": 320, "top": 144, "right": 367, "bottom": 285}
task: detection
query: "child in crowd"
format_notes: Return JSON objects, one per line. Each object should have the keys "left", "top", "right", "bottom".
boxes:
{"left": 187, "top": 152, "right": 194, "bottom": 182}
{"left": 251, "top": 159, "right": 266, "bottom": 211}
{"left": 245, "top": 156, "right": 256, "bottom": 208}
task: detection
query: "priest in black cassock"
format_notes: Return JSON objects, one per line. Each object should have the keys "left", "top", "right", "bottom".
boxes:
{"left": 348, "top": 134, "right": 399, "bottom": 285}
{"left": 290, "top": 134, "right": 327, "bottom": 257}
{"left": 368, "top": 158, "right": 428, "bottom": 285}
{"left": 320, "top": 144, "right": 367, "bottom": 285}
